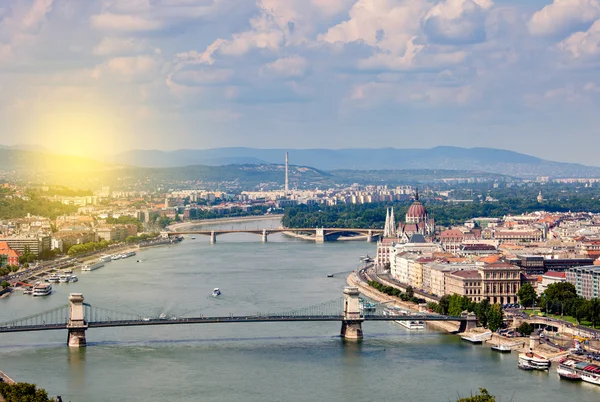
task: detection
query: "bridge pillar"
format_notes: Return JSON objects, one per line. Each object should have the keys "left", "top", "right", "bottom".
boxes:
{"left": 366, "top": 230, "right": 373, "bottom": 243}
{"left": 457, "top": 311, "right": 478, "bottom": 333}
{"left": 315, "top": 228, "right": 325, "bottom": 243}
{"left": 210, "top": 231, "right": 216, "bottom": 244}
{"left": 67, "top": 293, "right": 88, "bottom": 348}
{"left": 262, "top": 229, "right": 268, "bottom": 243}
{"left": 341, "top": 286, "right": 364, "bottom": 340}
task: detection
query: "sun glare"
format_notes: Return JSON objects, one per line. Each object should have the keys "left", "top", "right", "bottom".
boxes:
{"left": 30, "top": 103, "right": 125, "bottom": 159}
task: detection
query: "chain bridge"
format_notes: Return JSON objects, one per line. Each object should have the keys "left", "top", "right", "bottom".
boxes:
{"left": 0, "top": 288, "right": 476, "bottom": 347}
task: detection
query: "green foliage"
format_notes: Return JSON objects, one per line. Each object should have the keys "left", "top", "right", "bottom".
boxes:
{"left": 475, "top": 299, "right": 491, "bottom": 328}
{"left": 518, "top": 322, "right": 534, "bottom": 336}
{"left": 367, "top": 281, "right": 425, "bottom": 303}
{"left": 157, "top": 215, "right": 172, "bottom": 228}
{"left": 105, "top": 215, "right": 143, "bottom": 231}
{"left": 1, "top": 280, "right": 9, "bottom": 288}
{"left": 0, "top": 192, "right": 76, "bottom": 220}
{"left": 487, "top": 304, "right": 504, "bottom": 332}
{"left": 0, "top": 267, "right": 9, "bottom": 276}
{"left": 456, "top": 388, "right": 495, "bottom": 402}
{"left": 67, "top": 240, "right": 110, "bottom": 256}
{"left": 517, "top": 283, "right": 537, "bottom": 308}
{"left": 0, "top": 381, "right": 55, "bottom": 402}
{"left": 125, "top": 233, "right": 158, "bottom": 243}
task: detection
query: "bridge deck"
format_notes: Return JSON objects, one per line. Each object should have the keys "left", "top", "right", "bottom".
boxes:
{"left": 0, "top": 315, "right": 464, "bottom": 333}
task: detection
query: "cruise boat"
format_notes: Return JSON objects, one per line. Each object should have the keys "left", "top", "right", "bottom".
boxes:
{"left": 122, "top": 251, "right": 136, "bottom": 259}
{"left": 396, "top": 318, "right": 425, "bottom": 330}
{"left": 518, "top": 351, "right": 551, "bottom": 371}
{"left": 32, "top": 283, "right": 52, "bottom": 297}
{"left": 575, "top": 361, "right": 600, "bottom": 385}
{"left": 111, "top": 254, "right": 122, "bottom": 260}
{"left": 557, "top": 358, "right": 582, "bottom": 381}
{"left": 46, "top": 275, "right": 60, "bottom": 283}
{"left": 81, "top": 261, "right": 105, "bottom": 271}
{"left": 99, "top": 255, "right": 112, "bottom": 263}
{"left": 212, "top": 288, "right": 221, "bottom": 297}
{"left": 491, "top": 344, "right": 512, "bottom": 353}
{"left": 359, "top": 299, "right": 377, "bottom": 313}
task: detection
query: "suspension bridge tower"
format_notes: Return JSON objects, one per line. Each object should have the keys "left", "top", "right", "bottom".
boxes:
{"left": 340, "top": 287, "right": 363, "bottom": 340}
{"left": 67, "top": 293, "right": 88, "bottom": 348}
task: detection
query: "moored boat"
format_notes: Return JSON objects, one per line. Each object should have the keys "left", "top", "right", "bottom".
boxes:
{"left": 46, "top": 275, "right": 60, "bottom": 283}
{"left": 32, "top": 283, "right": 52, "bottom": 297}
{"left": 557, "top": 359, "right": 581, "bottom": 381}
{"left": 81, "top": 261, "right": 104, "bottom": 271}
{"left": 518, "top": 351, "right": 550, "bottom": 371}
{"left": 576, "top": 361, "right": 600, "bottom": 385}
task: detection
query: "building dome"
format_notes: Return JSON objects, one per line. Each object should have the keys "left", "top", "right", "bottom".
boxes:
{"left": 406, "top": 201, "right": 427, "bottom": 220}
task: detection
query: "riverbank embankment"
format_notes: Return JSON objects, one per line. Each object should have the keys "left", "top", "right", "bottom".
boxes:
{"left": 346, "top": 270, "right": 462, "bottom": 333}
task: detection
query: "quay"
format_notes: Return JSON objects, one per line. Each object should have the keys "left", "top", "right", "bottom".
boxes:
{"left": 0, "top": 370, "right": 15, "bottom": 385}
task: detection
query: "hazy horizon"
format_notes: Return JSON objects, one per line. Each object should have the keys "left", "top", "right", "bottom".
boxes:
{"left": 2, "top": 0, "right": 599, "bottom": 165}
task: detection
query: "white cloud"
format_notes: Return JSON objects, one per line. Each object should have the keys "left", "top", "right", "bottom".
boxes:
{"left": 423, "top": 0, "right": 493, "bottom": 44}
{"left": 559, "top": 19, "right": 600, "bottom": 58}
{"left": 261, "top": 56, "right": 309, "bottom": 78}
{"left": 21, "top": 0, "right": 54, "bottom": 32}
{"left": 320, "top": 0, "right": 429, "bottom": 55}
{"left": 529, "top": 0, "right": 600, "bottom": 37}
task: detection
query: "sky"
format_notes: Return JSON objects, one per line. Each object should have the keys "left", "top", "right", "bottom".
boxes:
{"left": 1, "top": 0, "right": 600, "bottom": 165}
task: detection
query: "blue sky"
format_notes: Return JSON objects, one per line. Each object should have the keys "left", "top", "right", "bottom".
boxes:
{"left": 1, "top": 0, "right": 600, "bottom": 165}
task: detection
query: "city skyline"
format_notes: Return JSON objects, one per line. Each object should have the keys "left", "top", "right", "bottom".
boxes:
{"left": 2, "top": 0, "right": 600, "bottom": 165}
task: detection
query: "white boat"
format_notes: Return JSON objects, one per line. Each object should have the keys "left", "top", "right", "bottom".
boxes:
{"left": 69, "top": 275, "right": 78, "bottom": 283}
{"left": 461, "top": 331, "right": 493, "bottom": 344}
{"left": 32, "top": 283, "right": 52, "bottom": 297}
{"left": 81, "top": 261, "right": 105, "bottom": 271}
{"left": 212, "top": 288, "right": 221, "bottom": 297}
{"left": 491, "top": 344, "right": 512, "bottom": 353}
{"left": 99, "top": 255, "right": 112, "bottom": 263}
{"left": 58, "top": 274, "right": 70, "bottom": 283}
{"left": 518, "top": 351, "right": 551, "bottom": 371}
{"left": 573, "top": 361, "right": 600, "bottom": 385}
{"left": 396, "top": 319, "right": 425, "bottom": 330}
{"left": 557, "top": 359, "right": 581, "bottom": 381}
{"left": 122, "top": 251, "right": 136, "bottom": 258}
{"left": 159, "top": 313, "right": 167, "bottom": 320}
{"left": 111, "top": 255, "right": 122, "bottom": 260}
{"left": 46, "top": 275, "right": 60, "bottom": 283}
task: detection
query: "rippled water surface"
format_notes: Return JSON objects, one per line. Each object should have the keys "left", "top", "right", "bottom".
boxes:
{"left": 1, "top": 218, "right": 599, "bottom": 401}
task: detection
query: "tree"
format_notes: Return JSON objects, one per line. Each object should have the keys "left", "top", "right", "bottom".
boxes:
{"left": 1, "top": 281, "right": 9, "bottom": 289}
{"left": 487, "top": 304, "right": 504, "bottom": 332}
{"left": 518, "top": 322, "right": 534, "bottom": 336}
{"left": 0, "top": 381, "right": 55, "bottom": 402}
{"left": 475, "top": 299, "right": 491, "bottom": 328}
{"left": 456, "top": 388, "right": 495, "bottom": 402}
{"left": 517, "top": 283, "right": 537, "bottom": 308}
{"left": 406, "top": 286, "right": 414, "bottom": 299}
{"left": 438, "top": 295, "right": 451, "bottom": 315}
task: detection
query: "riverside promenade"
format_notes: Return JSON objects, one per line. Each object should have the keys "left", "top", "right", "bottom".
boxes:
{"left": 346, "top": 267, "right": 461, "bottom": 333}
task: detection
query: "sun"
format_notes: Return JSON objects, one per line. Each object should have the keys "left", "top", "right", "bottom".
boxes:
{"left": 30, "top": 102, "right": 126, "bottom": 159}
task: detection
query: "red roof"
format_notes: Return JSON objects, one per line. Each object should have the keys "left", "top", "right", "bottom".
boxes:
{"left": 544, "top": 271, "right": 566, "bottom": 279}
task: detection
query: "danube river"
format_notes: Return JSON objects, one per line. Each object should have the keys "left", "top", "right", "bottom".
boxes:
{"left": 0, "top": 218, "right": 599, "bottom": 401}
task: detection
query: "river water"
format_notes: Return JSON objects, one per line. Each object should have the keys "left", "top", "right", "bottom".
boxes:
{"left": 1, "top": 218, "right": 599, "bottom": 401}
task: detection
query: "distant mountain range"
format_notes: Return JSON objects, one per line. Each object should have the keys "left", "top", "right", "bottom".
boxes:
{"left": 104, "top": 146, "right": 600, "bottom": 178}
